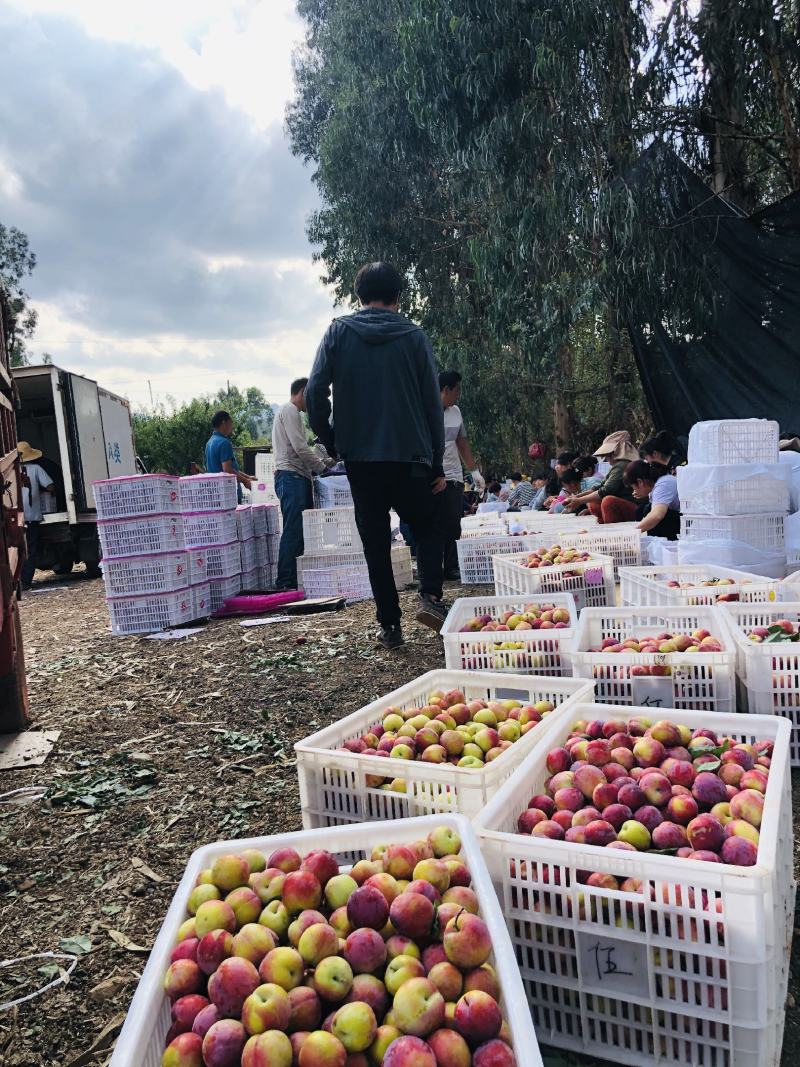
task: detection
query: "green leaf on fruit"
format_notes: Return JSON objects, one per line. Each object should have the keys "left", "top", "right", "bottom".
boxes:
{"left": 59, "top": 934, "right": 92, "bottom": 956}
{"left": 696, "top": 759, "right": 721, "bottom": 773}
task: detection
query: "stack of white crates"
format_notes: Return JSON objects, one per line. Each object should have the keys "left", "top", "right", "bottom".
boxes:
{"left": 245, "top": 502, "right": 281, "bottom": 589}
{"left": 297, "top": 505, "right": 413, "bottom": 600}
{"left": 179, "top": 473, "right": 240, "bottom": 612}
{"left": 94, "top": 474, "right": 211, "bottom": 635}
{"left": 677, "top": 419, "right": 789, "bottom": 578}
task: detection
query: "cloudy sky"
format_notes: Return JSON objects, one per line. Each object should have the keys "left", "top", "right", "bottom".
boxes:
{"left": 0, "top": 0, "right": 337, "bottom": 408}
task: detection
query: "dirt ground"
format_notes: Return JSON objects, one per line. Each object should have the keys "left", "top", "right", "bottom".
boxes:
{"left": 0, "top": 571, "right": 797, "bottom": 1067}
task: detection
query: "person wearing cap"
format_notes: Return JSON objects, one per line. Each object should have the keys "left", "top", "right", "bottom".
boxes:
{"left": 439, "top": 370, "right": 485, "bottom": 580}
{"left": 564, "top": 431, "right": 639, "bottom": 523}
{"left": 18, "top": 442, "right": 56, "bottom": 590}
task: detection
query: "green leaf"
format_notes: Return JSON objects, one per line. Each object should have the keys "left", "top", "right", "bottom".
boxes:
{"left": 695, "top": 759, "right": 720, "bottom": 773}
{"left": 59, "top": 934, "right": 92, "bottom": 956}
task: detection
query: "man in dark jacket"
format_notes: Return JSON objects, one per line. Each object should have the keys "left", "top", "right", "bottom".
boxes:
{"left": 306, "top": 262, "right": 446, "bottom": 649}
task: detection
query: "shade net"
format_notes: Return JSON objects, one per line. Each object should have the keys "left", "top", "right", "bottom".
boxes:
{"left": 627, "top": 148, "right": 800, "bottom": 439}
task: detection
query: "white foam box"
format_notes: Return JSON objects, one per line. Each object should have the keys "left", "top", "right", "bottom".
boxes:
{"left": 295, "top": 669, "right": 594, "bottom": 827}
{"left": 474, "top": 704, "right": 794, "bottom": 1067}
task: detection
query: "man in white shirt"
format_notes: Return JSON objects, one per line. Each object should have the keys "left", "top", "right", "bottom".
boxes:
{"left": 271, "top": 377, "right": 327, "bottom": 590}
{"left": 439, "top": 371, "right": 485, "bottom": 579}
{"left": 18, "top": 441, "right": 55, "bottom": 590}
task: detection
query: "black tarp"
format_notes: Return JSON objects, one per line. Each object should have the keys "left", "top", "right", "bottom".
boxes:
{"left": 627, "top": 149, "right": 800, "bottom": 438}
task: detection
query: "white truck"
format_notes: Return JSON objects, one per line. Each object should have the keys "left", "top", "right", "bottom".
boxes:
{"left": 11, "top": 364, "right": 137, "bottom": 575}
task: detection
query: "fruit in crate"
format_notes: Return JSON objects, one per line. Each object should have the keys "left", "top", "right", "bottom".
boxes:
{"left": 745, "top": 619, "right": 800, "bottom": 643}
{"left": 337, "top": 689, "right": 557, "bottom": 789}
{"left": 588, "top": 630, "right": 724, "bottom": 669}
{"left": 162, "top": 828, "right": 517, "bottom": 1066}
{"left": 458, "top": 603, "right": 571, "bottom": 633}
{"left": 521, "top": 545, "right": 592, "bottom": 569}
{"left": 517, "top": 717, "right": 773, "bottom": 867}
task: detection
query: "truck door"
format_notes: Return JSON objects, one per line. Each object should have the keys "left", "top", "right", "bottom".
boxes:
{"left": 64, "top": 373, "right": 108, "bottom": 512}
{"left": 98, "top": 389, "right": 137, "bottom": 478}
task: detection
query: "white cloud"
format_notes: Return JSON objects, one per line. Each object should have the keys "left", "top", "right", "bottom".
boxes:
{"left": 5, "top": 0, "right": 300, "bottom": 128}
{"left": 0, "top": 3, "right": 339, "bottom": 408}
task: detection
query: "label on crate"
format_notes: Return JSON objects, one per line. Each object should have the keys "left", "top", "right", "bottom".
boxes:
{"left": 583, "top": 567, "right": 605, "bottom": 586}
{"left": 577, "top": 931, "right": 648, "bottom": 996}
{"left": 630, "top": 672, "right": 674, "bottom": 709}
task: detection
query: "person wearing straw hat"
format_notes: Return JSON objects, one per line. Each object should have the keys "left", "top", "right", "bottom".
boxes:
{"left": 18, "top": 441, "right": 55, "bottom": 590}
{"left": 564, "top": 430, "right": 639, "bottom": 523}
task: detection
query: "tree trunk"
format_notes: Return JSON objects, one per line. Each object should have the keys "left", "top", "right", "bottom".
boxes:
{"left": 760, "top": 14, "right": 800, "bottom": 190}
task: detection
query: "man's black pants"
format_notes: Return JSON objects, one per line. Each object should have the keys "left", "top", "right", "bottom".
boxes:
{"left": 346, "top": 461, "right": 444, "bottom": 627}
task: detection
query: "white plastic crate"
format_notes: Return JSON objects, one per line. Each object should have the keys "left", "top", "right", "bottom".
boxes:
{"left": 98, "top": 513, "right": 185, "bottom": 559}
{"left": 254, "top": 451, "right": 275, "bottom": 482}
{"left": 461, "top": 512, "right": 506, "bottom": 535}
{"left": 101, "top": 550, "right": 206, "bottom": 597}
{"left": 106, "top": 586, "right": 195, "bottom": 635}
{"left": 181, "top": 508, "right": 238, "bottom": 549}
{"left": 239, "top": 536, "right": 258, "bottom": 572}
{"left": 108, "top": 813, "right": 541, "bottom": 1067}
{"left": 680, "top": 513, "right": 785, "bottom": 553}
{"left": 302, "top": 506, "right": 363, "bottom": 552}
{"left": 254, "top": 535, "right": 268, "bottom": 568}
{"left": 191, "top": 581, "right": 210, "bottom": 619}
{"left": 687, "top": 419, "right": 779, "bottom": 466}
{"left": 473, "top": 704, "right": 794, "bottom": 1067}
{"left": 503, "top": 514, "right": 599, "bottom": 535}
{"left": 203, "top": 540, "right": 242, "bottom": 579}
{"left": 295, "top": 669, "right": 593, "bottom": 827}
{"left": 493, "top": 551, "right": 616, "bottom": 611}
{"left": 93, "top": 474, "right": 180, "bottom": 520}
{"left": 297, "top": 545, "right": 411, "bottom": 600}
{"left": 179, "top": 472, "right": 237, "bottom": 512}
{"left": 240, "top": 566, "right": 261, "bottom": 591}
{"left": 457, "top": 535, "right": 544, "bottom": 584}
{"left": 571, "top": 605, "right": 736, "bottom": 710}
{"left": 619, "top": 565, "right": 783, "bottom": 608}
{"left": 677, "top": 463, "right": 789, "bottom": 516}
{"left": 208, "top": 573, "right": 242, "bottom": 612}
{"left": 440, "top": 594, "right": 578, "bottom": 675}
{"left": 558, "top": 523, "right": 643, "bottom": 578}
{"left": 251, "top": 453, "right": 277, "bottom": 503}
{"left": 251, "top": 503, "right": 267, "bottom": 536}
{"left": 235, "top": 504, "right": 254, "bottom": 541}
{"left": 266, "top": 531, "right": 281, "bottom": 563}
{"left": 722, "top": 602, "right": 800, "bottom": 765}
{"left": 313, "top": 473, "right": 353, "bottom": 508}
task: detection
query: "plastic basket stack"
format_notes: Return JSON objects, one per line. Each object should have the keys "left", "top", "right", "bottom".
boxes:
{"left": 94, "top": 474, "right": 211, "bottom": 635}
{"left": 297, "top": 505, "right": 413, "bottom": 601}
{"left": 677, "top": 419, "right": 789, "bottom": 578}
{"left": 179, "top": 473, "right": 240, "bottom": 613}
{"left": 241, "top": 502, "right": 281, "bottom": 589}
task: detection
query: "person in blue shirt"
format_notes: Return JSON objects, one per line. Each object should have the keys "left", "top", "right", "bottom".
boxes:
{"left": 204, "top": 410, "right": 253, "bottom": 499}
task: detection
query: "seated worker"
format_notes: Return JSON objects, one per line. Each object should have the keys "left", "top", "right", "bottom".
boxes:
{"left": 574, "top": 455, "right": 604, "bottom": 492}
{"left": 549, "top": 468, "right": 582, "bottom": 513}
{"left": 623, "top": 460, "right": 681, "bottom": 540}
{"left": 641, "top": 430, "right": 680, "bottom": 472}
{"left": 507, "top": 472, "right": 535, "bottom": 510}
{"left": 565, "top": 431, "right": 639, "bottom": 523}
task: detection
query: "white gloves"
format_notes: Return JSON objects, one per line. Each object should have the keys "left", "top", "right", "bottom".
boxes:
{"left": 471, "top": 470, "right": 486, "bottom": 493}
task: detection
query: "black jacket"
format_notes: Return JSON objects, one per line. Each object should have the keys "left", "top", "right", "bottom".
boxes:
{"left": 306, "top": 308, "right": 445, "bottom": 476}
